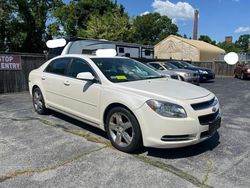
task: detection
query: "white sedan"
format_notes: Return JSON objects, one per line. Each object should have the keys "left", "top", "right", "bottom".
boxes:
{"left": 29, "top": 54, "right": 221, "bottom": 153}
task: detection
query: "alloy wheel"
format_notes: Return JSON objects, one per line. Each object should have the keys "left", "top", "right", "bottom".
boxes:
{"left": 108, "top": 112, "right": 134, "bottom": 147}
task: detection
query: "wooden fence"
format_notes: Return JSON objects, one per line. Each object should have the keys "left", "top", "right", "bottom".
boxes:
{"left": 0, "top": 53, "right": 50, "bottom": 93}
{"left": 0, "top": 53, "right": 236, "bottom": 94}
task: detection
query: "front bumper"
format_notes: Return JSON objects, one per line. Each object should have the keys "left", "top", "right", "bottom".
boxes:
{"left": 243, "top": 72, "right": 250, "bottom": 78}
{"left": 133, "top": 95, "right": 220, "bottom": 148}
{"left": 200, "top": 73, "right": 215, "bottom": 81}
{"left": 183, "top": 76, "right": 200, "bottom": 84}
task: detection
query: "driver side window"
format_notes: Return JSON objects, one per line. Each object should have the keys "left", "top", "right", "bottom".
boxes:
{"left": 68, "top": 58, "right": 94, "bottom": 78}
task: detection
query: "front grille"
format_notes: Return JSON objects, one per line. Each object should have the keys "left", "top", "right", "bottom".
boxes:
{"left": 171, "top": 75, "right": 179, "bottom": 80}
{"left": 193, "top": 73, "right": 198, "bottom": 77}
{"left": 161, "top": 135, "right": 191, "bottom": 141}
{"left": 191, "top": 97, "right": 216, "bottom": 110}
{"left": 198, "top": 110, "right": 219, "bottom": 125}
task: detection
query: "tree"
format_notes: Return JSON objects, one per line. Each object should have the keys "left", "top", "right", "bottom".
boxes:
{"left": 235, "top": 34, "right": 250, "bottom": 53}
{"left": 130, "top": 13, "right": 178, "bottom": 45}
{"left": 217, "top": 42, "right": 241, "bottom": 53}
{"left": 50, "top": 0, "right": 125, "bottom": 37}
{"left": 198, "top": 35, "right": 216, "bottom": 45}
{"left": 78, "top": 8, "right": 131, "bottom": 41}
{"left": 0, "top": 0, "right": 63, "bottom": 53}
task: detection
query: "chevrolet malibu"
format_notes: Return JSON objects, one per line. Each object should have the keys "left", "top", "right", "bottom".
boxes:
{"left": 29, "top": 54, "right": 221, "bottom": 153}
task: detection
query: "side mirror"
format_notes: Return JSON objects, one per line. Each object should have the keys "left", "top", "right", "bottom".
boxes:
{"left": 76, "top": 72, "right": 95, "bottom": 81}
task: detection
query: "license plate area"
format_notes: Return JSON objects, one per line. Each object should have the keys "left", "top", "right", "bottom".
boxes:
{"left": 208, "top": 116, "right": 221, "bottom": 134}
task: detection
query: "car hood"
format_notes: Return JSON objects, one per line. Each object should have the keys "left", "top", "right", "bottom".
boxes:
{"left": 117, "top": 78, "right": 210, "bottom": 100}
{"left": 159, "top": 70, "right": 177, "bottom": 76}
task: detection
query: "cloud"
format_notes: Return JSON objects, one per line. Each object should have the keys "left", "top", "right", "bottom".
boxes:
{"left": 234, "top": 26, "right": 250, "bottom": 33}
{"left": 140, "top": 11, "right": 150, "bottom": 16}
{"left": 152, "top": 0, "right": 195, "bottom": 21}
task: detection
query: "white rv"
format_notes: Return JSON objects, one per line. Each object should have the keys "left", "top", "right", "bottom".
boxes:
{"left": 60, "top": 38, "right": 154, "bottom": 59}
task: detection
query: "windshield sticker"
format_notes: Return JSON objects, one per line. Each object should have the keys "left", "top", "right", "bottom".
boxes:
{"left": 116, "top": 75, "right": 127, "bottom": 80}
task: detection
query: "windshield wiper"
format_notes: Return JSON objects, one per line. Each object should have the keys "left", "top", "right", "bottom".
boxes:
{"left": 144, "top": 75, "right": 165, "bottom": 79}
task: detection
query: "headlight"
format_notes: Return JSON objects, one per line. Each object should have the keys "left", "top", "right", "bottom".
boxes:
{"left": 162, "top": 74, "right": 171, "bottom": 78}
{"left": 184, "top": 73, "right": 191, "bottom": 77}
{"left": 199, "top": 70, "right": 208, "bottom": 74}
{"left": 247, "top": 69, "right": 250, "bottom": 73}
{"left": 146, "top": 100, "right": 187, "bottom": 118}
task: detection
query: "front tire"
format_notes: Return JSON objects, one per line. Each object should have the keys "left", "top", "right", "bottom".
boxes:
{"left": 106, "top": 107, "right": 142, "bottom": 153}
{"left": 33, "top": 87, "right": 47, "bottom": 115}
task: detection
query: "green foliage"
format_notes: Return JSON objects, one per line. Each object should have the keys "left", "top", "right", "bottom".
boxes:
{"left": 130, "top": 13, "right": 178, "bottom": 45}
{"left": 235, "top": 34, "right": 250, "bottom": 53}
{"left": 50, "top": 0, "right": 125, "bottom": 38}
{"left": 217, "top": 42, "right": 241, "bottom": 53}
{"left": 78, "top": 9, "right": 131, "bottom": 41}
{"left": 198, "top": 35, "right": 216, "bottom": 45}
{"left": 0, "top": 0, "right": 63, "bottom": 53}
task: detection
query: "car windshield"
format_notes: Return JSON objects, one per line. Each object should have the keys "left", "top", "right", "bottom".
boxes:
{"left": 180, "top": 61, "right": 196, "bottom": 68}
{"left": 167, "top": 61, "right": 185, "bottom": 69}
{"left": 163, "top": 62, "right": 179, "bottom": 70}
{"left": 91, "top": 58, "right": 163, "bottom": 83}
{"left": 146, "top": 63, "right": 158, "bottom": 70}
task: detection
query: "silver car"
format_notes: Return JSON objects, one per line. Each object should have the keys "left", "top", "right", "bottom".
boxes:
{"left": 146, "top": 63, "right": 180, "bottom": 80}
{"left": 147, "top": 62, "right": 199, "bottom": 85}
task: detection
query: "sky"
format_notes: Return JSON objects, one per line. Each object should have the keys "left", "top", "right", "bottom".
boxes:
{"left": 115, "top": 0, "right": 250, "bottom": 42}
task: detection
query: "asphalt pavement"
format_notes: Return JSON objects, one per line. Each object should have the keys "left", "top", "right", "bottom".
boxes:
{"left": 0, "top": 77, "right": 249, "bottom": 188}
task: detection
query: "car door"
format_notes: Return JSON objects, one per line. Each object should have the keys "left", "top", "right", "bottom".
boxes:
{"left": 42, "top": 57, "right": 71, "bottom": 109}
{"left": 62, "top": 57, "right": 101, "bottom": 125}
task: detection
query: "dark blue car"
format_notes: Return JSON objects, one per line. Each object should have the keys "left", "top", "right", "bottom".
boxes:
{"left": 167, "top": 61, "right": 215, "bottom": 82}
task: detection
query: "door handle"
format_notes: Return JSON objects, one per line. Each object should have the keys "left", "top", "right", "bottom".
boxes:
{"left": 41, "top": 76, "right": 46, "bottom": 80}
{"left": 64, "top": 80, "right": 70, "bottom": 86}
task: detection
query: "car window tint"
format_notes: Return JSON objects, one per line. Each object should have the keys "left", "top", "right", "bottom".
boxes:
{"left": 150, "top": 63, "right": 161, "bottom": 69}
{"left": 45, "top": 58, "right": 69, "bottom": 75}
{"left": 68, "top": 58, "right": 93, "bottom": 78}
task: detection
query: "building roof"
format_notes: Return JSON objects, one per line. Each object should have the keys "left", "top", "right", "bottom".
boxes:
{"left": 155, "top": 35, "right": 225, "bottom": 54}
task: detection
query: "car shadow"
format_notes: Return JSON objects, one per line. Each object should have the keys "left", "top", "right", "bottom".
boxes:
{"left": 136, "top": 132, "right": 220, "bottom": 159}
{"left": 200, "top": 80, "right": 215, "bottom": 84}
{"left": 49, "top": 110, "right": 109, "bottom": 140}
{"left": 48, "top": 110, "right": 220, "bottom": 159}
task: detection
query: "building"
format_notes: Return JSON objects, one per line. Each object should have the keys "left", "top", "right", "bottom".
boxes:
{"left": 154, "top": 35, "right": 225, "bottom": 62}
{"left": 225, "top": 36, "right": 233, "bottom": 44}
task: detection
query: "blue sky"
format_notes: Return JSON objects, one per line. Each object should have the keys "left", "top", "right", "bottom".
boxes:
{"left": 116, "top": 0, "right": 250, "bottom": 42}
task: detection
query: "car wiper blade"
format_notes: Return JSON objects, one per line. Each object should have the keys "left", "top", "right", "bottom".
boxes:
{"left": 145, "top": 76, "right": 165, "bottom": 79}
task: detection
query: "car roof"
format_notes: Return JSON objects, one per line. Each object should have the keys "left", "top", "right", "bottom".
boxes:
{"left": 57, "top": 54, "right": 130, "bottom": 59}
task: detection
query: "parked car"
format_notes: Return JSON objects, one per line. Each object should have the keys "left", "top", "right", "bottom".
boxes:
{"left": 147, "top": 62, "right": 199, "bottom": 85}
{"left": 234, "top": 62, "right": 250, "bottom": 80}
{"left": 167, "top": 61, "right": 215, "bottom": 82}
{"left": 145, "top": 63, "right": 180, "bottom": 80}
{"left": 29, "top": 52, "right": 221, "bottom": 153}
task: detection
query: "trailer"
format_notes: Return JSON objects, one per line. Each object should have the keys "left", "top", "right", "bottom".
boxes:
{"left": 59, "top": 38, "right": 154, "bottom": 59}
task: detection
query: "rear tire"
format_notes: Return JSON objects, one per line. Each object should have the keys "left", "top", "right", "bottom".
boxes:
{"left": 33, "top": 87, "right": 47, "bottom": 115}
{"left": 106, "top": 107, "right": 142, "bottom": 153}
